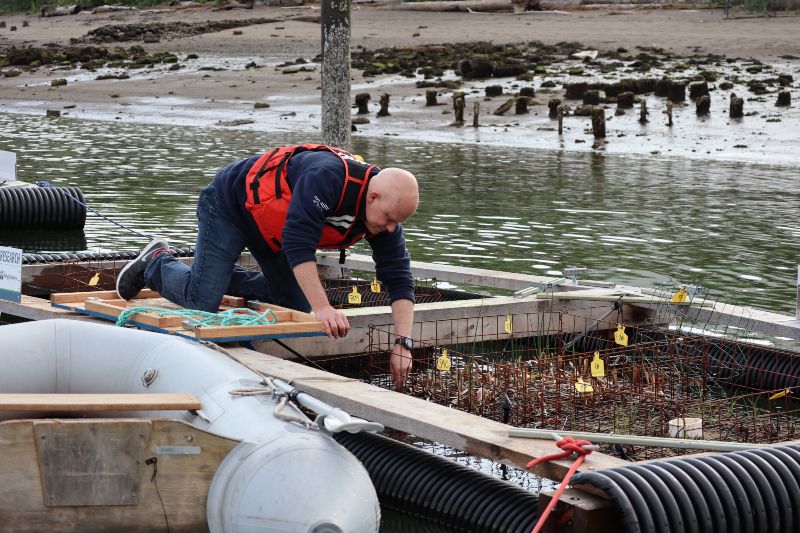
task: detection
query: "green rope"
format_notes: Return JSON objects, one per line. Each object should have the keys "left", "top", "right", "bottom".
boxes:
{"left": 115, "top": 306, "right": 279, "bottom": 328}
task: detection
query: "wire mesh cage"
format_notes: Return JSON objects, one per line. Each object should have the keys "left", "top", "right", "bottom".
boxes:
{"left": 308, "top": 304, "right": 800, "bottom": 461}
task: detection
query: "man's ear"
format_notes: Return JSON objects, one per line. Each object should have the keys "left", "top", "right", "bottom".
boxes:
{"left": 366, "top": 191, "right": 380, "bottom": 203}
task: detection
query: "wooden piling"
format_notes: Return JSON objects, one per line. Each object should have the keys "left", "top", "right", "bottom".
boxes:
{"left": 485, "top": 85, "right": 503, "bottom": 98}
{"left": 377, "top": 93, "right": 391, "bottom": 117}
{"left": 452, "top": 92, "right": 465, "bottom": 125}
{"left": 515, "top": 97, "right": 528, "bottom": 115}
{"left": 639, "top": 100, "right": 648, "bottom": 124}
{"left": 666, "top": 101, "right": 673, "bottom": 127}
{"left": 776, "top": 91, "right": 791, "bottom": 107}
{"left": 519, "top": 87, "right": 535, "bottom": 98}
{"left": 617, "top": 91, "right": 634, "bottom": 109}
{"left": 696, "top": 95, "right": 711, "bottom": 115}
{"left": 583, "top": 90, "right": 600, "bottom": 106}
{"left": 472, "top": 101, "right": 480, "bottom": 128}
{"left": 729, "top": 94, "right": 744, "bottom": 118}
{"left": 565, "top": 82, "right": 588, "bottom": 100}
{"left": 548, "top": 98, "right": 561, "bottom": 119}
{"left": 354, "top": 92, "right": 370, "bottom": 114}
{"left": 668, "top": 81, "right": 686, "bottom": 103}
{"left": 689, "top": 81, "right": 709, "bottom": 99}
{"left": 492, "top": 98, "right": 515, "bottom": 116}
{"left": 321, "top": 0, "right": 352, "bottom": 149}
{"left": 425, "top": 89, "right": 438, "bottom": 107}
{"left": 558, "top": 105, "right": 565, "bottom": 135}
{"left": 591, "top": 107, "right": 606, "bottom": 138}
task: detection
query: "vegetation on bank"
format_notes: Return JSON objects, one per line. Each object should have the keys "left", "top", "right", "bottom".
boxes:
{"left": 0, "top": 0, "right": 216, "bottom": 15}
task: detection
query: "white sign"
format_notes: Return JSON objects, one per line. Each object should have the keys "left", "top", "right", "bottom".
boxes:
{"left": 0, "top": 151, "right": 16, "bottom": 182}
{"left": 0, "top": 246, "right": 22, "bottom": 303}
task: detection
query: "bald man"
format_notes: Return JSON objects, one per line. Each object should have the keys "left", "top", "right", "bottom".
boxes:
{"left": 116, "top": 144, "right": 417, "bottom": 389}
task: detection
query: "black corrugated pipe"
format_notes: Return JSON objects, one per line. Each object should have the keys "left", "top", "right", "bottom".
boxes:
{"left": 21, "top": 247, "right": 196, "bottom": 264}
{"left": 334, "top": 431, "right": 539, "bottom": 533}
{"left": 572, "top": 444, "right": 800, "bottom": 533}
{"left": 0, "top": 185, "right": 86, "bottom": 230}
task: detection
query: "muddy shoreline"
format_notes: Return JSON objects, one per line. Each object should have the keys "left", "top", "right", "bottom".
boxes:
{"left": 0, "top": 5, "right": 798, "bottom": 165}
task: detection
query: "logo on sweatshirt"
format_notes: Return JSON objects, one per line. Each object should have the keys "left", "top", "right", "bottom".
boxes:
{"left": 313, "top": 196, "right": 330, "bottom": 213}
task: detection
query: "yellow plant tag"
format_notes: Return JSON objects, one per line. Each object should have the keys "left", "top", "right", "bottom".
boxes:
{"left": 436, "top": 348, "right": 451, "bottom": 372}
{"left": 575, "top": 377, "right": 594, "bottom": 394}
{"left": 769, "top": 388, "right": 790, "bottom": 401}
{"left": 348, "top": 286, "right": 362, "bottom": 305}
{"left": 591, "top": 352, "right": 605, "bottom": 377}
{"left": 614, "top": 325, "right": 628, "bottom": 346}
{"left": 353, "top": 154, "right": 365, "bottom": 162}
{"left": 370, "top": 277, "right": 381, "bottom": 293}
{"left": 88, "top": 272, "right": 100, "bottom": 286}
{"left": 504, "top": 314, "right": 513, "bottom": 334}
{"left": 672, "top": 287, "right": 688, "bottom": 303}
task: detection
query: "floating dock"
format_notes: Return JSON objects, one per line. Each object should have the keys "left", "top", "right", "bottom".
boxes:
{"left": 2, "top": 252, "right": 800, "bottom": 531}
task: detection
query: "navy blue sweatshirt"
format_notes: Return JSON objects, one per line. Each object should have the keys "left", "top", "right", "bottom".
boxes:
{"left": 214, "top": 150, "right": 415, "bottom": 304}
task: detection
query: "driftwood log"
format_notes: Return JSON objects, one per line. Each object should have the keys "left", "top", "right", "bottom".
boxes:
{"left": 40, "top": 5, "right": 81, "bottom": 17}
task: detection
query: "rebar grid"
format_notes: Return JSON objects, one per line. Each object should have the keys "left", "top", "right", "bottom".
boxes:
{"left": 305, "top": 307, "right": 800, "bottom": 461}
{"left": 321, "top": 277, "right": 485, "bottom": 309}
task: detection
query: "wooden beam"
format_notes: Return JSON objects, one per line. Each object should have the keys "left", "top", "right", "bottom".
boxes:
{"left": 253, "top": 295, "right": 652, "bottom": 358}
{"left": 222, "top": 347, "right": 629, "bottom": 479}
{"left": 0, "top": 394, "right": 201, "bottom": 412}
{"left": 317, "top": 253, "right": 612, "bottom": 292}
{"left": 0, "top": 295, "right": 78, "bottom": 321}
{"left": 538, "top": 488, "right": 620, "bottom": 533}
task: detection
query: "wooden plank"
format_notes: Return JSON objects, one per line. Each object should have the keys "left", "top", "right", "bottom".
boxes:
{"left": 35, "top": 420, "right": 150, "bottom": 506}
{"left": 84, "top": 299, "right": 186, "bottom": 328}
{"left": 317, "top": 253, "right": 612, "bottom": 291}
{"left": 224, "top": 347, "right": 629, "bottom": 480}
{"left": 0, "top": 418, "right": 237, "bottom": 532}
{"left": 0, "top": 295, "right": 77, "bottom": 320}
{"left": 0, "top": 393, "right": 201, "bottom": 412}
{"left": 190, "top": 320, "right": 324, "bottom": 339}
{"left": 50, "top": 289, "right": 160, "bottom": 304}
{"left": 220, "top": 295, "right": 246, "bottom": 308}
{"left": 254, "top": 296, "right": 653, "bottom": 358}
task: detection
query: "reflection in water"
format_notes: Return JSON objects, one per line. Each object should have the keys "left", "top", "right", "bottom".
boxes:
{"left": 0, "top": 230, "right": 87, "bottom": 253}
{"left": 1, "top": 113, "right": 798, "bottom": 314}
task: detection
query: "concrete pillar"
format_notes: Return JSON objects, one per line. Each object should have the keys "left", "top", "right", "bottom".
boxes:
{"left": 321, "top": 0, "right": 352, "bottom": 150}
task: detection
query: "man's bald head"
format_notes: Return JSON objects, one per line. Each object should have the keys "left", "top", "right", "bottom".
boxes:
{"left": 364, "top": 167, "right": 419, "bottom": 235}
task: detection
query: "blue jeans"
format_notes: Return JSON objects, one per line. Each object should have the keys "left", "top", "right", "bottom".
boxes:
{"left": 145, "top": 183, "right": 310, "bottom": 313}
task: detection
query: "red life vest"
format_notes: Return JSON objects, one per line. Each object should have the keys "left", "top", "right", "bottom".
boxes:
{"left": 244, "top": 144, "right": 380, "bottom": 253}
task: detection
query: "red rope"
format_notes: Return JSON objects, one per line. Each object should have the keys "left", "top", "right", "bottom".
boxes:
{"left": 527, "top": 436, "right": 593, "bottom": 533}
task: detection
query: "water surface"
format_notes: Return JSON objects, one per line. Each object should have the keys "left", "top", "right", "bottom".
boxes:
{"left": 1, "top": 112, "right": 797, "bottom": 316}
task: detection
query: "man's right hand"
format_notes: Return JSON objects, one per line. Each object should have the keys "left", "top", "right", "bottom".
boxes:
{"left": 313, "top": 304, "right": 350, "bottom": 338}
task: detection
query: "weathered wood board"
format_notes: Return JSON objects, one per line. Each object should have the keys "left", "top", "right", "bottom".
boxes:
{"left": 0, "top": 393, "right": 201, "bottom": 412}
{"left": 0, "top": 418, "right": 238, "bottom": 533}
{"left": 49, "top": 289, "right": 325, "bottom": 342}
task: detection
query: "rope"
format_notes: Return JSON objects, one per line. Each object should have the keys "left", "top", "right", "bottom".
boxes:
{"left": 36, "top": 179, "right": 155, "bottom": 240}
{"left": 526, "top": 435, "right": 595, "bottom": 533}
{"left": 115, "top": 306, "right": 279, "bottom": 328}
{"left": 228, "top": 378, "right": 318, "bottom": 430}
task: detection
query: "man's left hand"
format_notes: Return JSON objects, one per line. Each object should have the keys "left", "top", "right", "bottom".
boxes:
{"left": 390, "top": 345, "right": 412, "bottom": 391}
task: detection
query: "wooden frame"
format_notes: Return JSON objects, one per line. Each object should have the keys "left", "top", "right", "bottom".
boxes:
{"left": 49, "top": 290, "right": 325, "bottom": 342}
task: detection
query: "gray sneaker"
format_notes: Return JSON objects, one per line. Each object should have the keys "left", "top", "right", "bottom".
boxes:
{"left": 116, "top": 238, "right": 169, "bottom": 300}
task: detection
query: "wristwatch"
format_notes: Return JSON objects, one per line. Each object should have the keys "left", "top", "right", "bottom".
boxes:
{"left": 394, "top": 336, "right": 413, "bottom": 350}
